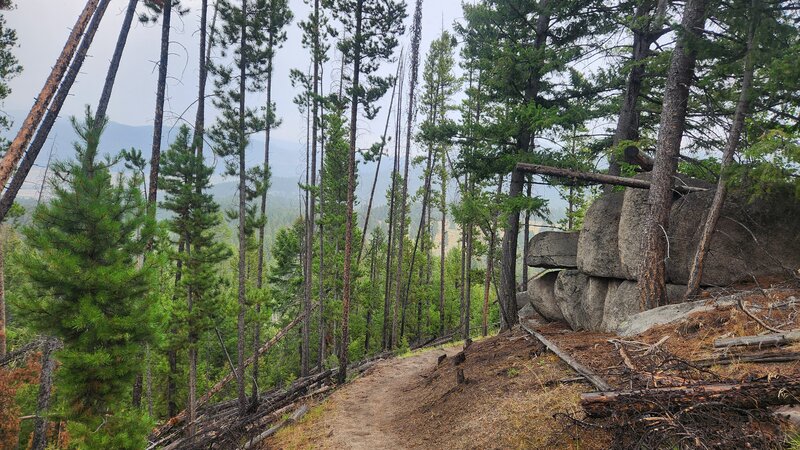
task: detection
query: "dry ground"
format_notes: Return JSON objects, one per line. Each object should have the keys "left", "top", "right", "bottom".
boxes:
{"left": 266, "top": 281, "right": 800, "bottom": 450}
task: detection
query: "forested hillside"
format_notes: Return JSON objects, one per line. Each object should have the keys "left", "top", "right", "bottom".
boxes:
{"left": 0, "top": 0, "right": 799, "bottom": 449}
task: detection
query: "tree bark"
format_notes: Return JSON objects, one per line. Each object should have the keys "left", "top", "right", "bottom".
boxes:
{"left": 0, "top": 0, "right": 111, "bottom": 222}
{"left": 482, "top": 176, "right": 502, "bottom": 336}
{"left": 31, "top": 338, "right": 59, "bottom": 450}
{"left": 638, "top": 0, "right": 708, "bottom": 309}
{"left": 339, "top": 0, "right": 363, "bottom": 384}
{"left": 95, "top": 0, "right": 139, "bottom": 122}
{"left": 685, "top": 4, "right": 756, "bottom": 297}
{"left": 147, "top": 0, "right": 173, "bottom": 210}
{"left": 237, "top": 0, "right": 248, "bottom": 415}
{"left": 0, "top": 0, "right": 99, "bottom": 193}
{"left": 0, "top": 226, "right": 5, "bottom": 357}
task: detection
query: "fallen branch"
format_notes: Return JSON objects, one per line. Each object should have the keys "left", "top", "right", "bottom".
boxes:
{"left": 581, "top": 378, "right": 800, "bottom": 418}
{"left": 515, "top": 163, "right": 707, "bottom": 194}
{"left": 714, "top": 331, "right": 800, "bottom": 349}
{"left": 738, "top": 297, "right": 785, "bottom": 333}
{"left": 694, "top": 351, "right": 800, "bottom": 368}
{"left": 243, "top": 404, "right": 308, "bottom": 449}
{"left": 519, "top": 317, "right": 612, "bottom": 391}
{"left": 152, "top": 306, "right": 316, "bottom": 439}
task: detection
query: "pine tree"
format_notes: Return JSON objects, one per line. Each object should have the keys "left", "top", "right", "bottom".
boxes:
{"left": 324, "top": 0, "right": 406, "bottom": 382}
{"left": 160, "top": 125, "right": 230, "bottom": 438}
{"left": 20, "top": 109, "right": 156, "bottom": 448}
{"left": 209, "top": 0, "right": 271, "bottom": 412}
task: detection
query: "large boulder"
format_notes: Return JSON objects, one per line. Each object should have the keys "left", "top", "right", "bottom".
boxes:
{"left": 526, "top": 231, "right": 579, "bottom": 269}
{"left": 666, "top": 188, "right": 800, "bottom": 286}
{"left": 553, "top": 270, "right": 590, "bottom": 330}
{"left": 600, "top": 280, "right": 686, "bottom": 332}
{"left": 553, "top": 271, "right": 609, "bottom": 331}
{"left": 516, "top": 290, "right": 532, "bottom": 311}
{"left": 527, "top": 271, "right": 564, "bottom": 322}
{"left": 577, "top": 191, "right": 626, "bottom": 278}
{"left": 617, "top": 174, "right": 713, "bottom": 281}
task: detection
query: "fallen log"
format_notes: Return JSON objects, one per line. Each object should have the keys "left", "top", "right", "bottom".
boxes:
{"left": 243, "top": 404, "right": 309, "bottom": 449}
{"left": 519, "top": 317, "right": 612, "bottom": 391}
{"left": 714, "top": 331, "right": 800, "bottom": 349}
{"left": 514, "top": 162, "right": 706, "bottom": 194}
{"left": 581, "top": 378, "right": 800, "bottom": 418}
{"left": 152, "top": 306, "right": 317, "bottom": 439}
{"left": 694, "top": 351, "right": 800, "bottom": 368}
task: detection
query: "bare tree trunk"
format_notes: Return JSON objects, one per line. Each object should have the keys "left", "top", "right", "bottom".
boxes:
{"left": 317, "top": 71, "right": 327, "bottom": 372}
{"left": 194, "top": 0, "right": 216, "bottom": 157}
{"left": 237, "top": 0, "right": 249, "bottom": 414}
{"left": 438, "top": 150, "right": 447, "bottom": 337}
{"left": 186, "top": 241, "right": 197, "bottom": 438}
{"left": 339, "top": 0, "right": 363, "bottom": 384}
{"left": 31, "top": 338, "right": 59, "bottom": 450}
{"left": 95, "top": 0, "right": 139, "bottom": 122}
{"left": 147, "top": 0, "right": 173, "bottom": 210}
{"left": 638, "top": 0, "right": 708, "bottom": 309}
{"left": 464, "top": 190, "right": 473, "bottom": 340}
{"left": 685, "top": 7, "right": 755, "bottom": 297}
{"left": 357, "top": 54, "right": 402, "bottom": 264}
{"left": 0, "top": 0, "right": 99, "bottom": 192}
{"left": 383, "top": 63, "right": 403, "bottom": 351}
{"left": 0, "top": 0, "right": 111, "bottom": 221}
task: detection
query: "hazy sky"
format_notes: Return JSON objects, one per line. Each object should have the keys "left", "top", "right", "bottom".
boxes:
{"left": 5, "top": 0, "right": 465, "bottom": 147}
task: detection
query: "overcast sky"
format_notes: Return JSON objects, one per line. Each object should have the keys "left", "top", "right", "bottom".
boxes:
{"left": 4, "top": 0, "right": 465, "bottom": 148}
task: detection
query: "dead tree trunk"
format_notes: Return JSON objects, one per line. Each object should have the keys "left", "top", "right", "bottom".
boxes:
{"left": 685, "top": 7, "right": 756, "bottom": 297}
{"left": 95, "top": 0, "right": 139, "bottom": 122}
{"left": 581, "top": 379, "right": 800, "bottom": 418}
{"left": 0, "top": 0, "right": 111, "bottom": 222}
{"left": 147, "top": 0, "right": 173, "bottom": 209}
{"left": 0, "top": 226, "right": 5, "bottom": 357}
{"left": 638, "top": 0, "right": 708, "bottom": 309}
{"left": 515, "top": 163, "right": 706, "bottom": 193}
{"left": 236, "top": 0, "right": 249, "bottom": 415}
{"left": 0, "top": 0, "right": 99, "bottom": 194}
{"left": 482, "top": 176, "right": 502, "bottom": 336}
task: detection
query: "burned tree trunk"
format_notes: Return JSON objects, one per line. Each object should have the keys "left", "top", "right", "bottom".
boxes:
{"left": 0, "top": 0, "right": 99, "bottom": 194}
{"left": 31, "top": 338, "right": 60, "bottom": 450}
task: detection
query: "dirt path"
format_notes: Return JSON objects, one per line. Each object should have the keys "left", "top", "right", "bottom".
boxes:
{"left": 275, "top": 346, "right": 460, "bottom": 449}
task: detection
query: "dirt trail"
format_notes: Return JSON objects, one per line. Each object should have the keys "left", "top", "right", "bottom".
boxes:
{"left": 279, "top": 346, "right": 460, "bottom": 449}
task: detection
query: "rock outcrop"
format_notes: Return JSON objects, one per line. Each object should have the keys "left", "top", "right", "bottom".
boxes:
{"left": 526, "top": 231, "right": 579, "bottom": 269}
{"left": 517, "top": 179, "right": 800, "bottom": 333}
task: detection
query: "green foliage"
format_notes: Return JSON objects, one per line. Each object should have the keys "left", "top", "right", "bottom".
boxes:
{"left": 66, "top": 407, "right": 153, "bottom": 450}
{"left": 18, "top": 109, "right": 156, "bottom": 432}
{"left": 0, "top": 7, "right": 21, "bottom": 145}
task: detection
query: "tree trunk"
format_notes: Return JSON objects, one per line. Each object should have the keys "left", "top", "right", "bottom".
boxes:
{"left": 685, "top": 5, "right": 756, "bottom": 297}
{"left": 317, "top": 72, "right": 326, "bottom": 372}
{"left": 147, "top": 0, "right": 173, "bottom": 210}
{"left": 237, "top": 0, "right": 248, "bottom": 414}
{"left": 515, "top": 163, "right": 706, "bottom": 193}
{"left": 0, "top": 0, "right": 99, "bottom": 193}
{"left": 302, "top": 0, "right": 321, "bottom": 377}
{"left": 186, "top": 242, "right": 197, "bottom": 438}
{"left": 31, "top": 338, "right": 58, "bottom": 450}
{"left": 482, "top": 176, "right": 502, "bottom": 336}
{"left": 357, "top": 54, "right": 401, "bottom": 264}
{"left": 498, "top": 3, "right": 550, "bottom": 330}
{"left": 0, "top": 226, "right": 5, "bottom": 357}
{"left": 393, "top": 0, "right": 423, "bottom": 349}
{"left": 0, "top": 0, "right": 111, "bottom": 222}
{"left": 194, "top": 0, "right": 216, "bottom": 157}
{"left": 339, "top": 0, "right": 363, "bottom": 384}
{"left": 95, "top": 0, "right": 139, "bottom": 122}
{"left": 439, "top": 149, "right": 447, "bottom": 337}
{"left": 522, "top": 180, "right": 531, "bottom": 289}
{"left": 638, "top": 0, "right": 708, "bottom": 309}
{"left": 464, "top": 199, "right": 473, "bottom": 340}
{"left": 383, "top": 62, "right": 403, "bottom": 351}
